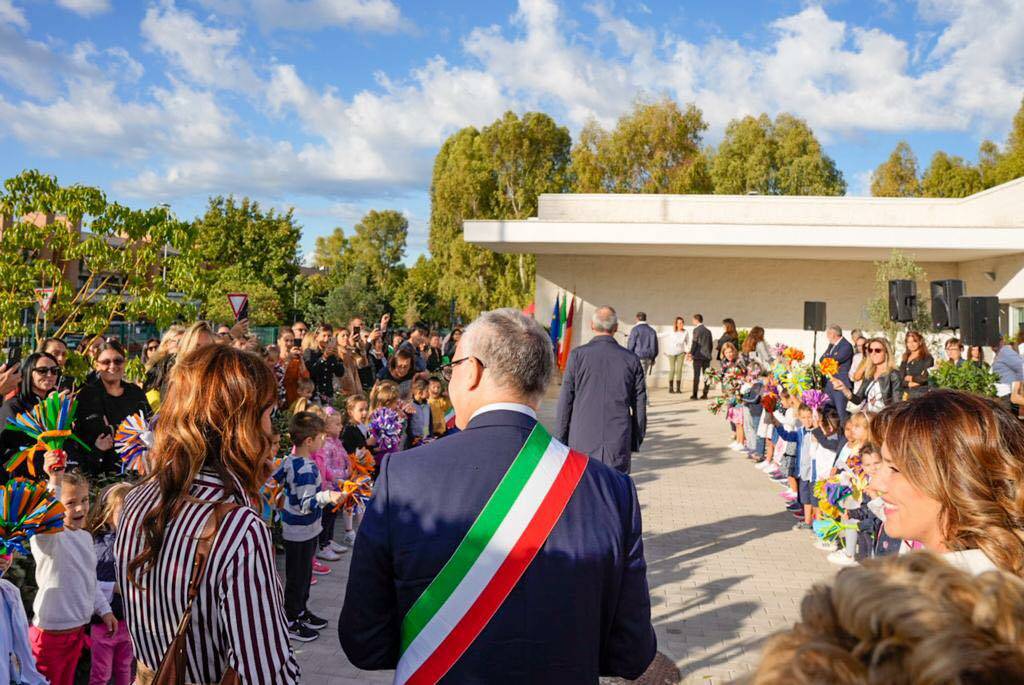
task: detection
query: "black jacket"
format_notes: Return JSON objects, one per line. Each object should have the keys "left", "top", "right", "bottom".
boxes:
{"left": 72, "top": 379, "right": 151, "bottom": 476}
{"left": 304, "top": 348, "right": 345, "bottom": 403}
{"left": 0, "top": 392, "right": 47, "bottom": 481}
{"left": 690, "top": 325, "right": 713, "bottom": 362}
{"left": 849, "top": 370, "right": 903, "bottom": 408}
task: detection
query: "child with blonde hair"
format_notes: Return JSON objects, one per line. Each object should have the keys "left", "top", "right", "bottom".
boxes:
{"left": 340, "top": 394, "right": 373, "bottom": 545}
{"left": 87, "top": 483, "right": 134, "bottom": 685}
{"left": 31, "top": 459, "right": 116, "bottom": 685}
{"left": 313, "top": 407, "right": 350, "bottom": 561}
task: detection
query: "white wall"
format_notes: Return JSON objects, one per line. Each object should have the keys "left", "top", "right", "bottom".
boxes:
{"left": 536, "top": 254, "right": 963, "bottom": 385}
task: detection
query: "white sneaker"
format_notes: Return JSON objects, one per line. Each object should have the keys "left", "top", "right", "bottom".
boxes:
{"left": 316, "top": 547, "right": 342, "bottom": 562}
{"left": 328, "top": 540, "right": 349, "bottom": 554}
{"left": 827, "top": 549, "right": 858, "bottom": 567}
{"left": 729, "top": 442, "right": 744, "bottom": 451}
{"left": 343, "top": 530, "right": 356, "bottom": 545}
{"left": 814, "top": 538, "right": 838, "bottom": 552}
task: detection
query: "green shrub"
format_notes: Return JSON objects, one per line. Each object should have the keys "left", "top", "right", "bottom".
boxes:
{"left": 930, "top": 361, "right": 999, "bottom": 397}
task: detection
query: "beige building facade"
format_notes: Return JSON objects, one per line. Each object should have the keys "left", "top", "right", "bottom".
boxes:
{"left": 465, "top": 178, "right": 1024, "bottom": 383}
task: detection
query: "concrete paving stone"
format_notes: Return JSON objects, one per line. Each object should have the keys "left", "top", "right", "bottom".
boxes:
{"left": 277, "top": 387, "right": 833, "bottom": 684}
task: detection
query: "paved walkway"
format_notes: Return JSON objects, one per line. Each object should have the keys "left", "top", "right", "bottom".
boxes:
{"left": 289, "top": 388, "right": 833, "bottom": 684}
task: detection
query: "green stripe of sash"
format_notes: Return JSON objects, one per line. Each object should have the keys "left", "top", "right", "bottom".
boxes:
{"left": 399, "top": 424, "right": 552, "bottom": 653}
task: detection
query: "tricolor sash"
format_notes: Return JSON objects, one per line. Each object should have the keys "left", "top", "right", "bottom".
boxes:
{"left": 395, "top": 423, "right": 589, "bottom": 685}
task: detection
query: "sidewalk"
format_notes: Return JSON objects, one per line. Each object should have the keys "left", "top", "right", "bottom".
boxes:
{"left": 287, "top": 387, "right": 833, "bottom": 684}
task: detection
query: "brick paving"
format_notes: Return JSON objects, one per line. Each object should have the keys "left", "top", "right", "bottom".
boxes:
{"left": 287, "top": 387, "right": 833, "bottom": 684}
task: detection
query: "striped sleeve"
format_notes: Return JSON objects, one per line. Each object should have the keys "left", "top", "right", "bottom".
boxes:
{"left": 216, "top": 510, "right": 300, "bottom": 685}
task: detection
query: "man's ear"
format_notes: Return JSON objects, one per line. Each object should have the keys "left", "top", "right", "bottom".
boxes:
{"left": 468, "top": 358, "right": 485, "bottom": 391}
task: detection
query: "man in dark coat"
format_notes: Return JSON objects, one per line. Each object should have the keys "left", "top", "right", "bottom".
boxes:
{"left": 688, "top": 313, "right": 714, "bottom": 400}
{"left": 339, "top": 308, "right": 657, "bottom": 683}
{"left": 820, "top": 324, "right": 854, "bottom": 424}
{"left": 556, "top": 306, "right": 647, "bottom": 474}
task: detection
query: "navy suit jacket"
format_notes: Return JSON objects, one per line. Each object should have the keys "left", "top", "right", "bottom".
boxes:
{"left": 338, "top": 409, "right": 657, "bottom": 684}
{"left": 555, "top": 336, "right": 647, "bottom": 474}
{"left": 821, "top": 337, "right": 854, "bottom": 389}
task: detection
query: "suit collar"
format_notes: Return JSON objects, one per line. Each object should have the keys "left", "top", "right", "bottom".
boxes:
{"left": 590, "top": 335, "right": 617, "bottom": 344}
{"left": 466, "top": 408, "right": 538, "bottom": 431}
{"left": 468, "top": 402, "right": 537, "bottom": 423}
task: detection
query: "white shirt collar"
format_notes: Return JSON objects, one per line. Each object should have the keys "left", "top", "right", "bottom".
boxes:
{"left": 468, "top": 402, "right": 538, "bottom": 423}
{"left": 944, "top": 548, "right": 1001, "bottom": 575}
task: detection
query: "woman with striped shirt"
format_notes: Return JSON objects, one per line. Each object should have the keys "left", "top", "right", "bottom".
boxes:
{"left": 115, "top": 345, "right": 299, "bottom": 684}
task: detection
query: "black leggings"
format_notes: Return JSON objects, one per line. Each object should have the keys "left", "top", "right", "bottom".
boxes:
{"left": 283, "top": 536, "right": 317, "bottom": 621}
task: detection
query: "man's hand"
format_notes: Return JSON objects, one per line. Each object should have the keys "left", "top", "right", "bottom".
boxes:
{"left": 101, "top": 612, "right": 118, "bottom": 636}
{"left": 380, "top": 313, "right": 391, "bottom": 329}
{"left": 229, "top": 318, "right": 249, "bottom": 340}
{"left": 0, "top": 365, "right": 21, "bottom": 397}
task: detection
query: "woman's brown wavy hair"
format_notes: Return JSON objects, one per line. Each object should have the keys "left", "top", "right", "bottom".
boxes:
{"left": 871, "top": 389, "right": 1024, "bottom": 574}
{"left": 127, "top": 344, "right": 277, "bottom": 586}
{"left": 751, "top": 551, "right": 1024, "bottom": 684}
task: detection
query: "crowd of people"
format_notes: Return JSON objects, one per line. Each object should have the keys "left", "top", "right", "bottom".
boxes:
{"left": 0, "top": 313, "right": 462, "bottom": 684}
{"left": 6, "top": 304, "right": 1024, "bottom": 684}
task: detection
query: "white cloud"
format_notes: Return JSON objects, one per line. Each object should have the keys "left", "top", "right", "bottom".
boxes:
{"left": 0, "top": 0, "right": 27, "bottom": 29}
{"left": 196, "top": 0, "right": 406, "bottom": 33}
{"left": 3, "top": 0, "right": 1024, "bottom": 210}
{"left": 140, "top": 1, "right": 261, "bottom": 92}
{"left": 55, "top": 0, "right": 112, "bottom": 17}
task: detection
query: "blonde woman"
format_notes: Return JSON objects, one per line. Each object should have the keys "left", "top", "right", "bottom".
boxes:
{"left": 751, "top": 551, "right": 1024, "bottom": 683}
{"left": 871, "top": 390, "right": 1024, "bottom": 575}
{"left": 830, "top": 337, "right": 902, "bottom": 413}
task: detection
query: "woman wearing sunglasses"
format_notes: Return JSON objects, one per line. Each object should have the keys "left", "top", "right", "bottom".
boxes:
{"left": 830, "top": 337, "right": 903, "bottom": 413}
{"left": 72, "top": 339, "right": 151, "bottom": 476}
{"left": 0, "top": 351, "right": 63, "bottom": 480}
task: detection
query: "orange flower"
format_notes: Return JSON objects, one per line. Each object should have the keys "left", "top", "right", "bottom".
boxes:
{"left": 819, "top": 357, "right": 839, "bottom": 377}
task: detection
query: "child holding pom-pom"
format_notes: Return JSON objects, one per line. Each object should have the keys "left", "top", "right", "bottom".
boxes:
{"left": 30, "top": 455, "right": 116, "bottom": 685}
{"left": 341, "top": 394, "right": 373, "bottom": 545}
{"left": 368, "top": 381, "right": 409, "bottom": 462}
{"left": 314, "top": 408, "right": 350, "bottom": 561}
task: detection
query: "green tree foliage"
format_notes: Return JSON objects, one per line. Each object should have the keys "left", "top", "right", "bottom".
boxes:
{"left": 391, "top": 255, "right": 445, "bottom": 326}
{"left": 930, "top": 360, "right": 999, "bottom": 397}
{"left": 347, "top": 209, "right": 408, "bottom": 305}
{"left": 865, "top": 250, "right": 931, "bottom": 345}
{"left": 312, "top": 227, "right": 348, "bottom": 271}
{"left": 321, "top": 264, "right": 388, "bottom": 326}
{"left": 921, "top": 151, "right": 984, "bottom": 198}
{"left": 570, "top": 98, "right": 712, "bottom": 194}
{"left": 204, "top": 265, "right": 284, "bottom": 326}
{"left": 712, "top": 113, "right": 845, "bottom": 195}
{"left": 430, "top": 111, "right": 571, "bottom": 317}
{"left": 978, "top": 97, "right": 1024, "bottom": 188}
{"left": 192, "top": 196, "right": 301, "bottom": 310}
{"left": 0, "top": 170, "right": 197, "bottom": 341}
{"left": 871, "top": 141, "right": 922, "bottom": 197}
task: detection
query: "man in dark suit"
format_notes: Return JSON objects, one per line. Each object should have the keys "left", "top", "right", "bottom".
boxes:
{"left": 556, "top": 306, "right": 647, "bottom": 474}
{"left": 687, "top": 313, "right": 714, "bottom": 400}
{"left": 339, "top": 308, "right": 657, "bottom": 684}
{"left": 821, "top": 324, "right": 854, "bottom": 423}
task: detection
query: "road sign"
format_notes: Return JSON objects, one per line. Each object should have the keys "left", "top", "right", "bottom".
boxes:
{"left": 35, "top": 287, "right": 55, "bottom": 313}
{"left": 227, "top": 293, "right": 249, "bottom": 321}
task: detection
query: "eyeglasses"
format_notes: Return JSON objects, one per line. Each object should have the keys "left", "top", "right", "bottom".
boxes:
{"left": 867, "top": 347, "right": 886, "bottom": 355}
{"left": 97, "top": 357, "right": 125, "bottom": 367}
{"left": 32, "top": 366, "right": 60, "bottom": 376}
{"left": 441, "top": 356, "right": 483, "bottom": 382}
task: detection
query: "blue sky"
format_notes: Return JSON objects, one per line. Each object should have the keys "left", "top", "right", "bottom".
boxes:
{"left": 1, "top": 0, "right": 1022, "bottom": 263}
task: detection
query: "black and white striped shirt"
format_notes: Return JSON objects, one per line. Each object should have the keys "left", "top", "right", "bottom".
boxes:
{"left": 116, "top": 470, "right": 299, "bottom": 685}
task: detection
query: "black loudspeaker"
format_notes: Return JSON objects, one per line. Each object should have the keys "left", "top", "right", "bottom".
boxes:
{"left": 804, "top": 301, "right": 826, "bottom": 331}
{"left": 930, "top": 279, "right": 965, "bottom": 330}
{"left": 889, "top": 280, "right": 917, "bottom": 323}
{"left": 958, "top": 297, "right": 1001, "bottom": 347}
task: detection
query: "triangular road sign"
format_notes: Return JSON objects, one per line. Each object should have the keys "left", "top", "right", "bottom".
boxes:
{"left": 35, "top": 287, "right": 55, "bottom": 313}
{"left": 227, "top": 293, "right": 249, "bottom": 321}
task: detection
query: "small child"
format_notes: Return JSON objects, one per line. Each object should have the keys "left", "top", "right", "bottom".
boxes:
{"left": 773, "top": 404, "right": 816, "bottom": 531}
{"left": 1, "top": 553, "right": 47, "bottom": 685}
{"left": 289, "top": 379, "right": 316, "bottom": 414}
{"left": 427, "top": 378, "right": 453, "bottom": 437}
{"left": 272, "top": 412, "right": 342, "bottom": 643}
{"left": 87, "top": 483, "right": 134, "bottom": 685}
{"left": 773, "top": 392, "right": 800, "bottom": 503}
{"left": 850, "top": 444, "right": 902, "bottom": 560}
{"left": 341, "top": 394, "right": 373, "bottom": 545}
{"left": 368, "top": 381, "right": 408, "bottom": 460}
{"left": 809, "top": 407, "right": 841, "bottom": 551}
{"left": 407, "top": 379, "right": 432, "bottom": 446}
{"left": 314, "top": 408, "right": 351, "bottom": 562}
{"left": 31, "top": 459, "right": 116, "bottom": 685}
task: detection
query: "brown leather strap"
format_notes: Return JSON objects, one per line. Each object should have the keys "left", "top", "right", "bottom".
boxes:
{"left": 187, "top": 502, "right": 235, "bottom": 603}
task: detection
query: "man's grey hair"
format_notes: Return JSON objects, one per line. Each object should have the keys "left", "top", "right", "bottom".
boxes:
{"left": 462, "top": 308, "right": 555, "bottom": 401}
{"left": 827, "top": 324, "right": 843, "bottom": 337}
{"left": 592, "top": 306, "right": 618, "bottom": 333}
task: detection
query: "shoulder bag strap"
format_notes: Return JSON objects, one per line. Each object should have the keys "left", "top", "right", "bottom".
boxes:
{"left": 153, "top": 501, "right": 239, "bottom": 685}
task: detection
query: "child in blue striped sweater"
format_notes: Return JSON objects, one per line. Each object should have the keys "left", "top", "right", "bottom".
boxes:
{"left": 273, "top": 411, "right": 342, "bottom": 643}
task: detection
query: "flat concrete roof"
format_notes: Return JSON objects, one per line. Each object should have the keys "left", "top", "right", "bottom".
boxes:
{"left": 464, "top": 177, "right": 1024, "bottom": 262}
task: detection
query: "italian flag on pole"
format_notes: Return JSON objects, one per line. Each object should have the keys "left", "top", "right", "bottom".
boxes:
{"left": 395, "top": 423, "right": 589, "bottom": 684}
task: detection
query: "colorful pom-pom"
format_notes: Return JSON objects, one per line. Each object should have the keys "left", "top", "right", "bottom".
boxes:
{"left": 114, "top": 412, "right": 154, "bottom": 475}
{"left": 0, "top": 479, "right": 65, "bottom": 555}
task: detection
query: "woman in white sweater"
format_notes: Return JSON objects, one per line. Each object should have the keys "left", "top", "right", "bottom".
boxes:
{"left": 661, "top": 317, "right": 691, "bottom": 394}
{"left": 30, "top": 463, "right": 115, "bottom": 685}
